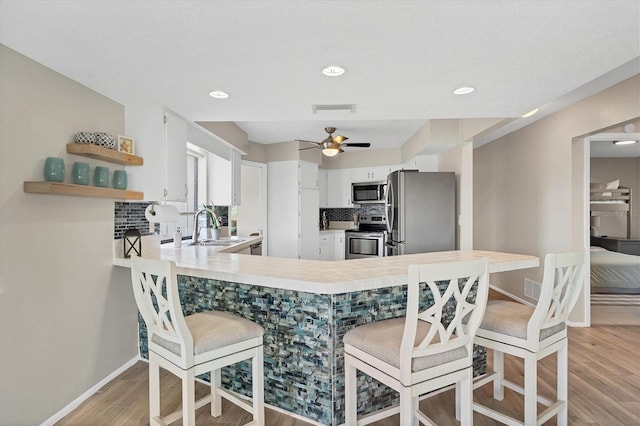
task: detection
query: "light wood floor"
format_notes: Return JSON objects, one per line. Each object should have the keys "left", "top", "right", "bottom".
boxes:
{"left": 56, "top": 325, "right": 640, "bottom": 426}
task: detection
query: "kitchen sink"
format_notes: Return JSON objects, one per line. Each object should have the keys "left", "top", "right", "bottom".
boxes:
{"left": 188, "top": 239, "right": 238, "bottom": 247}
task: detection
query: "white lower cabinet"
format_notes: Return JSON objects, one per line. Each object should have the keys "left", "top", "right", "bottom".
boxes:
{"left": 319, "top": 234, "right": 332, "bottom": 260}
{"left": 333, "top": 231, "right": 345, "bottom": 260}
{"left": 319, "top": 231, "right": 345, "bottom": 261}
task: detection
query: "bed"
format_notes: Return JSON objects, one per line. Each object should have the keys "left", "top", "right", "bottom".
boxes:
{"left": 590, "top": 179, "right": 632, "bottom": 239}
{"left": 590, "top": 246, "right": 640, "bottom": 294}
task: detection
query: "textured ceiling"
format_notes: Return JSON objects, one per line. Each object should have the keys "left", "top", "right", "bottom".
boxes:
{"left": 0, "top": 0, "right": 639, "bottom": 150}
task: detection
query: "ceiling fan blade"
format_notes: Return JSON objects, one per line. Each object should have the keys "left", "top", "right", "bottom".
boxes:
{"left": 342, "top": 143, "right": 371, "bottom": 147}
{"left": 296, "top": 139, "right": 321, "bottom": 145}
{"left": 333, "top": 135, "right": 348, "bottom": 144}
{"left": 298, "top": 146, "right": 319, "bottom": 151}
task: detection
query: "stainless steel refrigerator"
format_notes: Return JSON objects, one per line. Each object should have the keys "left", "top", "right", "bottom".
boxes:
{"left": 385, "top": 170, "right": 455, "bottom": 255}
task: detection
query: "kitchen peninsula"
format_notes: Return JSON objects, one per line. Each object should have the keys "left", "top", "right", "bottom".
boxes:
{"left": 115, "top": 245, "right": 538, "bottom": 425}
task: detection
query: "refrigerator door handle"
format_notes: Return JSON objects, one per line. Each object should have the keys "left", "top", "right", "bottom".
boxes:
{"left": 385, "top": 178, "right": 393, "bottom": 234}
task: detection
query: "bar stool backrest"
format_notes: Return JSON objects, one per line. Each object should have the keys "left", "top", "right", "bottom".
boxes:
{"left": 131, "top": 256, "right": 194, "bottom": 367}
{"left": 400, "top": 258, "right": 489, "bottom": 385}
{"left": 527, "top": 251, "right": 585, "bottom": 350}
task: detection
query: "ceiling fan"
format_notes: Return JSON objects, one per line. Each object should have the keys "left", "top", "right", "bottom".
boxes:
{"left": 297, "top": 127, "right": 371, "bottom": 157}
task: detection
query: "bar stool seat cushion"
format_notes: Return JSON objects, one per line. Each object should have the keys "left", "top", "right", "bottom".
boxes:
{"left": 344, "top": 317, "right": 468, "bottom": 372}
{"left": 479, "top": 300, "right": 565, "bottom": 341}
{"left": 153, "top": 311, "right": 265, "bottom": 356}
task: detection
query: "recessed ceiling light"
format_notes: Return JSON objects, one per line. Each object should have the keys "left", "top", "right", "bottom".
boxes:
{"left": 209, "top": 90, "right": 229, "bottom": 99}
{"left": 521, "top": 108, "right": 539, "bottom": 118}
{"left": 453, "top": 86, "right": 474, "bottom": 95}
{"left": 322, "top": 66, "right": 345, "bottom": 77}
{"left": 612, "top": 140, "right": 638, "bottom": 145}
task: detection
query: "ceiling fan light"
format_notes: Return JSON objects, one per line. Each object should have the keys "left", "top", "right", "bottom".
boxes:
{"left": 322, "top": 66, "right": 345, "bottom": 77}
{"left": 209, "top": 90, "right": 229, "bottom": 99}
{"left": 453, "top": 86, "right": 474, "bottom": 95}
{"left": 322, "top": 148, "right": 340, "bottom": 157}
{"left": 333, "top": 135, "right": 347, "bottom": 144}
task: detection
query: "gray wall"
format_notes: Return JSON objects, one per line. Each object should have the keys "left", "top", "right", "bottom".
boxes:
{"left": 0, "top": 44, "right": 139, "bottom": 424}
{"left": 474, "top": 74, "right": 640, "bottom": 303}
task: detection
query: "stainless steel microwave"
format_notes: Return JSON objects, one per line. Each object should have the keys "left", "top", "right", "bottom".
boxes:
{"left": 351, "top": 181, "right": 387, "bottom": 204}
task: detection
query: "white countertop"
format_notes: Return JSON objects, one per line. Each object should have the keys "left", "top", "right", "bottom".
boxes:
{"left": 114, "top": 238, "right": 538, "bottom": 294}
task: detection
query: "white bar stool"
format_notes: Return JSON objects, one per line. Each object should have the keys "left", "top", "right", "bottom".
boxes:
{"left": 131, "top": 257, "right": 265, "bottom": 426}
{"left": 344, "top": 258, "right": 489, "bottom": 425}
{"left": 473, "top": 251, "right": 585, "bottom": 426}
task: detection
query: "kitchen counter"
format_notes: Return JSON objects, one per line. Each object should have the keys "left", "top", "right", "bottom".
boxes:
{"left": 117, "top": 247, "right": 537, "bottom": 424}
{"left": 114, "top": 245, "right": 537, "bottom": 295}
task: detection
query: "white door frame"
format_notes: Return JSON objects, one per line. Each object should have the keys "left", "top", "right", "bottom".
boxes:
{"left": 241, "top": 160, "right": 268, "bottom": 256}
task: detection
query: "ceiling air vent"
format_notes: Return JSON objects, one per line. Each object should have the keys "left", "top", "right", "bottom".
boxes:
{"left": 312, "top": 104, "right": 357, "bottom": 114}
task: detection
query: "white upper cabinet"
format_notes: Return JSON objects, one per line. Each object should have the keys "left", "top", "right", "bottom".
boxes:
{"left": 299, "top": 161, "right": 318, "bottom": 188}
{"left": 125, "top": 104, "right": 188, "bottom": 202}
{"left": 351, "top": 165, "right": 397, "bottom": 182}
{"left": 164, "top": 111, "right": 188, "bottom": 202}
{"left": 210, "top": 149, "right": 241, "bottom": 206}
{"left": 326, "top": 169, "right": 352, "bottom": 207}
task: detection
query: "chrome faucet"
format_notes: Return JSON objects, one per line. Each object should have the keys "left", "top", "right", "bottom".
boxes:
{"left": 192, "top": 208, "right": 215, "bottom": 244}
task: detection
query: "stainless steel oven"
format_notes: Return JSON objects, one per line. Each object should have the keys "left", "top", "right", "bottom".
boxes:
{"left": 345, "top": 214, "right": 387, "bottom": 259}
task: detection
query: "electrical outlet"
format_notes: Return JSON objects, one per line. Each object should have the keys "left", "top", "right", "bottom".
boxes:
{"left": 524, "top": 278, "right": 541, "bottom": 300}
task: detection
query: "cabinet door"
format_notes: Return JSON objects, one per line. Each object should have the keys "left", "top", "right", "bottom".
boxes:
{"left": 299, "top": 186, "right": 319, "bottom": 259}
{"left": 326, "top": 169, "right": 352, "bottom": 207}
{"left": 299, "top": 161, "right": 318, "bottom": 189}
{"left": 125, "top": 103, "right": 166, "bottom": 201}
{"left": 333, "top": 232, "right": 345, "bottom": 260}
{"left": 318, "top": 169, "right": 328, "bottom": 208}
{"left": 267, "top": 161, "right": 299, "bottom": 258}
{"left": 352, "top": 166, "right": 393, "bottom": 182}
{"left": 230, "top": 150, "right": 241, "bottom": 206}
{"left": 319, "top": 234, "right": 332, "bottom": 260}
{"left": 164, "top": 110, "right": 188, "bottom": 202}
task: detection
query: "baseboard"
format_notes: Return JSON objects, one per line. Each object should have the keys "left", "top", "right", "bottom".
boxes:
{"left": 489, "top": 284, "right": 535, "bottom": 307}
{"left": 41, "top": 356, "right": 139, "bottom": 426}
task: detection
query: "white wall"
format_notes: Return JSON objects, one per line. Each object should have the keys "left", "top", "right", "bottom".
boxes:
{"left": 474, "top": 74, "right": 640, "bottom": 303}
{"left": 0, "top": 44, "right": 138, "bottom": 424}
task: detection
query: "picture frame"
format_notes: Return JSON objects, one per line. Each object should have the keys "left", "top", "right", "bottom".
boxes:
{"left": 117, "top": 135, "right": 135, "bottom": 155}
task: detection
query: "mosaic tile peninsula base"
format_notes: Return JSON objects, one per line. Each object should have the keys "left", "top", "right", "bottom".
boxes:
{"left": 138, "top": 275, "right": 486, "bottom": 425}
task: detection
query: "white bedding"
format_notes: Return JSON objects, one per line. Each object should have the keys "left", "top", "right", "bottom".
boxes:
{"left": 590, "top": 247, "right": 640, "bottom": 294}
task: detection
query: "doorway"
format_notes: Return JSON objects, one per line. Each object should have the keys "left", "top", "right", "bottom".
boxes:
{"left": 574, "top": 124, "right": 640, "bottom": 326}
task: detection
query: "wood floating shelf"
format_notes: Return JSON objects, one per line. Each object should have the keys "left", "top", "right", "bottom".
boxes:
{"left": 24, "top": 181, "right": 144, "bottom": 200}
{"left": 66, "top": 143, "right": 143, "bottom": 166}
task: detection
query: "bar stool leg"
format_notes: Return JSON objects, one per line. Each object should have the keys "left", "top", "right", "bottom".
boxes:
{"left": 211, "top": 369, "right": 222, "bottom": 417}
{"left": 182, "top": 369, "right": 195, "bottom": 426}
{"left": 344, "top": 356, "right": 358, "bottom": 425}
{"left": 558, "top": 341, "right": 569, "bottom": 426}
{"left": 524, "top": 354, "right": 537, "bottom": 426}
{"left": 459, "top": 370, "right": 473, "bottom": 426}
{"left": 399, "top": 387, "right": 418, "bottom": 426}
{"left": 149, "top": 359, "right": 161, "bottom": 425}
{"left": 252, "top": 347, "right": 265, "bottom": 426}
{"left": 493, "top": 349, "right": 505, "bottom": 401}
